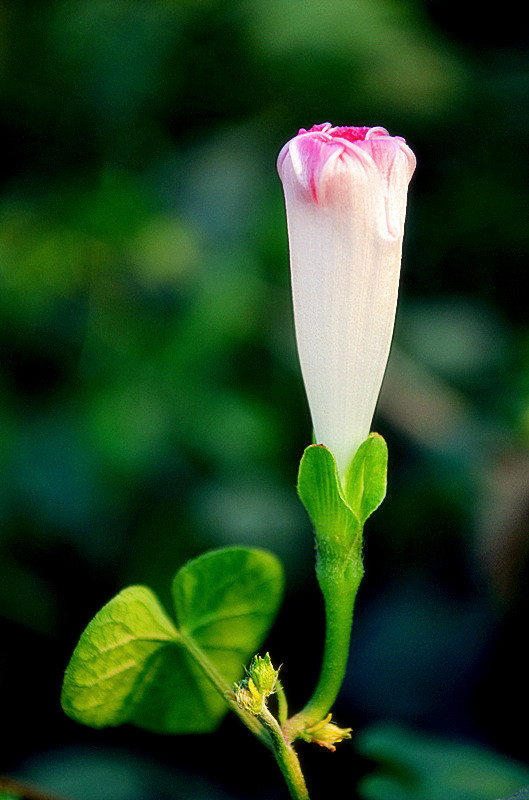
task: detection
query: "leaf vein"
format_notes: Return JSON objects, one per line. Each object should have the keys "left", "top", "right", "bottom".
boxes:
{"left": 184, "top": 609, "right": 270, "bottom": 636}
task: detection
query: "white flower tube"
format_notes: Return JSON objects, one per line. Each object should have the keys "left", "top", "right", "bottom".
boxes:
{"left": 278, "top": 123, "right": 416, "bottom": 480}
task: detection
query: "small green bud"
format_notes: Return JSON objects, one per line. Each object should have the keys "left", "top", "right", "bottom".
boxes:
{"left": 302, "top": 713, "right": 352, "bottom": 752}
{"left": 248, "top": 653, "right": 279, "bottom": 698}
{"left": 234, "top": 677, "right": 263, "bottom": 715}
{"left": 234, "top": 653, "right": 280, "bottom": 717}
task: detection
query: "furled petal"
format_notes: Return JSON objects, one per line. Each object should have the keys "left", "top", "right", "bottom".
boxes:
{"left": 278, "top": 124, "right": 415, "bottom": 479}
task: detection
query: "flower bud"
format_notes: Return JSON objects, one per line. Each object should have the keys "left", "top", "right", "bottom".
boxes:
{"left": 278, "top": 123, "right": 415, "bottom": 479}
{"left": 248, "top": 653, "right": 279, "bottom": 698}
{"left": 234, "top": 677, "right": 264, "bottom": 715}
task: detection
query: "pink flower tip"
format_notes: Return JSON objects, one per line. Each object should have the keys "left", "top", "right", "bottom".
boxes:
{"left": 277, "top": 122, "right": 415, "bottom": 210}
{"left": 301, "top": 123, "right": 372, "bottom": 142}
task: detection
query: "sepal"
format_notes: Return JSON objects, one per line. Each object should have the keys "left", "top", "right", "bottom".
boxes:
{"left": 297, "top": 433, "right": 388, "bottom": 548}
{"left": 297, "top": 443, "right": 360, "bottom": 557}
{"left": 344, "top": 433, "right": 388, "bottom": 524}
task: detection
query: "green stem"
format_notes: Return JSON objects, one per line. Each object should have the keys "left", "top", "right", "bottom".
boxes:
{"left": 180, "top": 631, "right": 310, "bottom": 798}
{"left": 179, "top": 631, "right": 272, "bottom": 749}
{"left": 259, "top": 706, "right": 310, "bottom": 800}
{"left": 284, "top": 549, "right": 363, "bottom": 741}
{"left": 276, "top": 681, "right": 289, "bottom": 726}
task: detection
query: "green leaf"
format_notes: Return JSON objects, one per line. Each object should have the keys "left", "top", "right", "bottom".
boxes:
{"left": 355, "top": 722, "right": 529, "bottom": 800}
{"left": 61, "top": 585, "right": 182, "bottom": 730}
{"left": 344, "top": 433, "right": 388, "bottom": 524}
{"left": 61, "top": 547, "right": 284, "bottom": 734}
{"left": 171, "top": 546, "right": 285, "bottom": 729}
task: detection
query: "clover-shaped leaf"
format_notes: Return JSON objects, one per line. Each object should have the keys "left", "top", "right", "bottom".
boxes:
{"left": 61, "top": 547, "right": 284, "bottom": 734}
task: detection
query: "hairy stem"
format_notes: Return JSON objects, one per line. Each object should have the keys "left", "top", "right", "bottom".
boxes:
{"left": 284, "top": 551, "right": 363, "bottom": 741}
{"left": 259, "top": 706, "right": 310, "bottom": 800}
{"left": 276, "top": 681, "right": 289, "bottom": 726}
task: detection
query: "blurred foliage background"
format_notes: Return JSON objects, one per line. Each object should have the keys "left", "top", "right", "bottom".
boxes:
{"left": 1, "top": 1, "right": 529, "bottom": 799}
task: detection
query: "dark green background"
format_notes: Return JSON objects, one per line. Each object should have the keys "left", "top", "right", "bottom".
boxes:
{"left": 1, "top": 1, "right": 529, "bottom": 798}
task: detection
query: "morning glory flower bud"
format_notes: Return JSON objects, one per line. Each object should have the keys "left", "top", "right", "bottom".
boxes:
{"left": 278, "top": 123, "right": 415, "bottom": 479}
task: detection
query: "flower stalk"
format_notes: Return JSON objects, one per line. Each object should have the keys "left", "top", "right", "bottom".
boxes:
{"left": 260, "top": 706, "right": 310, "bottom": 800}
